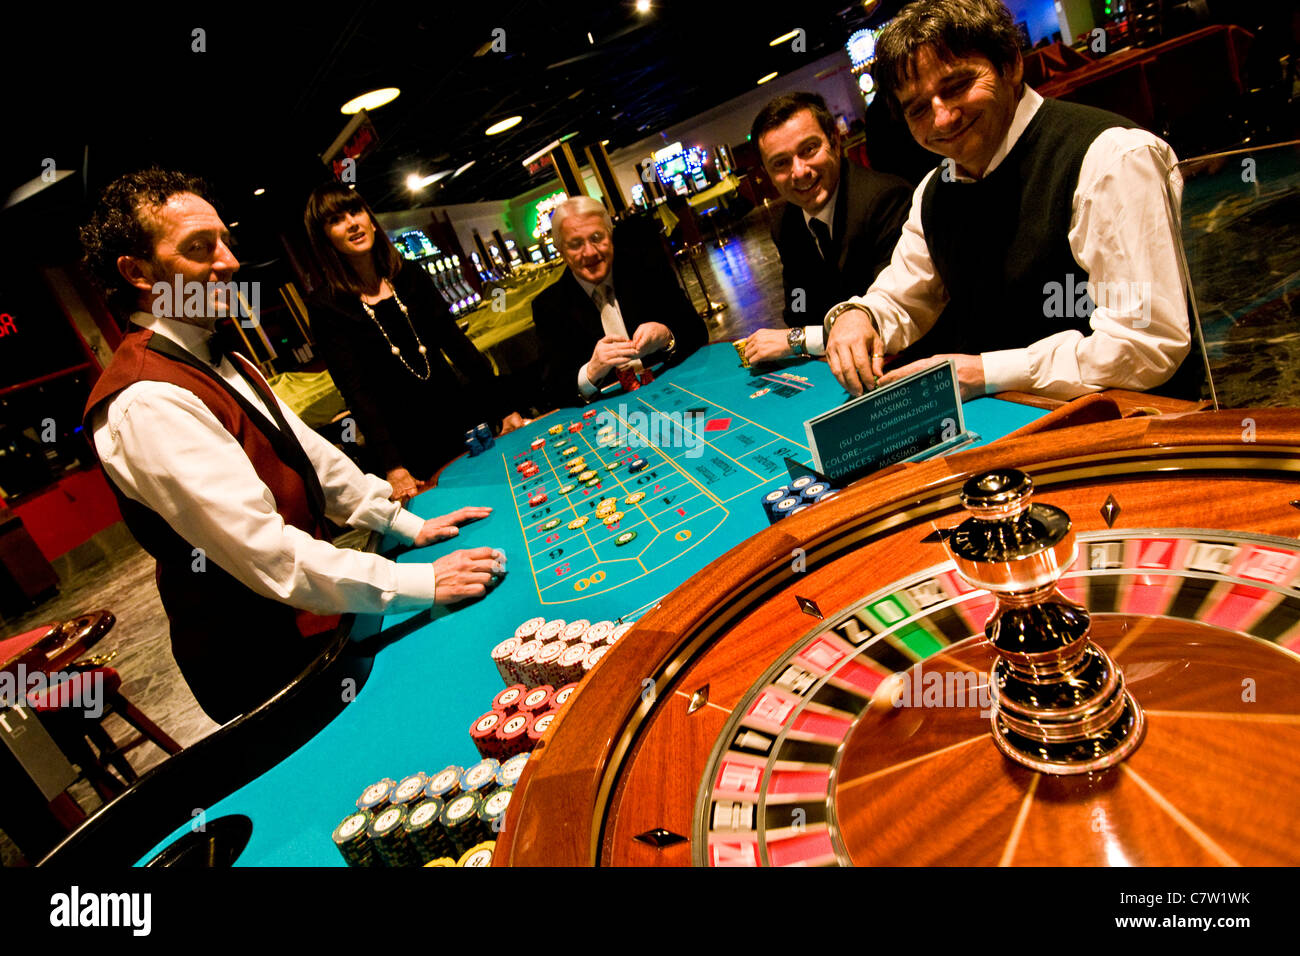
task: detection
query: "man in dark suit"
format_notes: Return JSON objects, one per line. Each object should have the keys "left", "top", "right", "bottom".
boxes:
{"left": 740, "top": 92, "right": 913, "bottom": 365}
{"left": 531, "top": 196, "right": 707, "bottom": 407}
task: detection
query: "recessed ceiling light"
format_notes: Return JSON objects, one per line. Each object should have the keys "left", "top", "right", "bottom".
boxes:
{"left": 453, "top": 161, "right": 476, "bottom": 178}
{"left": 635, "top": 0, "right": 651, "bottom": 12}
{"left": 252, "top": 187, "right": 266, "bottom": 196}
{"left": 757, "top": 72, "right": 779, "bottom": 85}
{"left": 769, "top": 29, "right": 800, "bottom": 46}
{"left": 600, "top": 139, "right": 610, "bottom": 146}
{"left": 340, "top": 88, "right": 400, "bottom": 114}
{"left": 228, "top": 221, "right": 240, "bottom": 228}
{"left": 486, "top": 116, "right": 523, "bottom": 135}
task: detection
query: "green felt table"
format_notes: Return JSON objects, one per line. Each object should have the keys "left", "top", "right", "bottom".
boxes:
{"left": 135, "top": 343, "right": 1046, "bottom": 866}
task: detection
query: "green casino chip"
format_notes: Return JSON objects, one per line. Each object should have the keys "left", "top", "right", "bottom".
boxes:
{"left": 584, "top": 477, "right": 601, "bottom": 487}
{"left": 559, "top": 483, "right": 576, "bottom": 495}
{"left": 615, "top": 530, "right": 637, "bottom": 546}
{"left": 540, "top": 518, "right": 561, "bottom": 531}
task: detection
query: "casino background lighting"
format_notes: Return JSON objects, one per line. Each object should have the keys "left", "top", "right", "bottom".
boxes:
{"left": 769, "top": 29, "right": 800, "bottom": 46}
{"left": 340, "top": 87, "right": 400, "bottom": 115}
{"left": 485, "top": 116, "right": 523, "bottom": 135}
{"left": 757, "top": 71, "right": 778, "bottom": 85}
{"left": 635, "top": 0, "right": 651, "bottom": 12}
{"left": 252, "top": 187, "right": 266, "bottom": 196}
{"left": 452, "top": 160, "right": 476, "bottom": 178}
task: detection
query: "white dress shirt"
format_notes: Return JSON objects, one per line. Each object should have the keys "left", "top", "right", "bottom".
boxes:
{"left": 794, "top": 185, "right": 841, "bottom": 356}
{"left": 575, "top": 270, "right": 640, "bottom": 398}
{"left": 830, "top": 87, "right": 1190, "bottom": 399}
{"left": 91, "top": 312, "right": 438, "bottom": 615}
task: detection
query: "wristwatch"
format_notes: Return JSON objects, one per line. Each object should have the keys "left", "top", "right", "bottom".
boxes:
{"left": 787, "top": 327, "right": 807, "bottom": 356}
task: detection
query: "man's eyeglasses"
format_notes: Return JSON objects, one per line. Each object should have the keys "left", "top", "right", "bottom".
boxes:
{"left": 563, "top": 232, "right": 607, "bottom": 252}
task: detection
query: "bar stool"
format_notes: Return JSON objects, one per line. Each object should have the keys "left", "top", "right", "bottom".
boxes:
{"left": 27, "top": 663, "right": 183, "bottom": 799}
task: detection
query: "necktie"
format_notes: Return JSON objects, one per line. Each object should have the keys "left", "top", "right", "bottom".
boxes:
{"left": 205, "top": 338, "right": 224, "bottom": 367}
{"left": 809, "top": 217, "right": 833, "bottom": 261}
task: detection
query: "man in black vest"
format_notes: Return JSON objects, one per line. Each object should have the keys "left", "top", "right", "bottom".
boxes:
{"left": 531, "top": 196, "right": 707, "bottom": 407}
{"left": 80, "top": 169, "right": 506, "bottom": 721}
{"left": 740, "top": 92, "right": 912, "bottom": 365}
{"left": 822, "top": 0, "right": 1198, "bottom": 402}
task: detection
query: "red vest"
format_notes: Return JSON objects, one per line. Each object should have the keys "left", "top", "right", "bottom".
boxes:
{"left": 85, "top": 329, "right": 339, "bottom": 723}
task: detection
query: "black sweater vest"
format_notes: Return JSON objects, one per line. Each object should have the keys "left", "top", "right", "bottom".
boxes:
{"left": 917, "top": 97, "right": 1134, "bottom": 357}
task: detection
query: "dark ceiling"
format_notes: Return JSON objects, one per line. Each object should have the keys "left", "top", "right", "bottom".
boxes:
{"left": 2, "top": 0, "right": 895, "bottom": 233}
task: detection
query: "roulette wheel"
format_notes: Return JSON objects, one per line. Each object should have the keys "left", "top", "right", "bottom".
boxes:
{"left": 497, "top": 407, "right": 1300, "bottom": 866}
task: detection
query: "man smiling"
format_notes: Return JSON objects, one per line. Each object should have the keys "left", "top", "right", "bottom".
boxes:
{"left": 741, "top": 92, "right": 911, "bottom": 364}
{"left": 531, "top": 196, "right": 706, "bottom": 407}
{"left": 822, "top": 0, "right": 1200, "bottom": 402}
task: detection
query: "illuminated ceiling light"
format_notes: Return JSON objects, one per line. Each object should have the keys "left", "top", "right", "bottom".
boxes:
{"left": 406, "top": 172, "right": 443, "bottom": 190}
{"left": 486, "top": 115, "right": 523, "bottom": 135}
{"left": 228, "top": 221, "right": 240, "bottom": 228}
{"left": 635, "top": 0, "right": 651, "bottom": 12}
{"left": 522, "top": 140, "right": 560, "bottom": 166}
{"left": 769, "top": 29, "right": 799, "bottom": 46}
{"left": 340, "top": 87, "right": 400, "bottom": 114}
{"left": 600, "top": 139, "right": 610, "bottom": 146}
{"left": 453, "top": 160, "right": 476, "bottom": 178}
{"left": 252, "top": 187, "right": 266, "bottom": 196}
{"left": 757, "top": 71, "right": 778, "bottom": 85}
{"left": 587, "top": 31, "right": 594, "bottom": 44}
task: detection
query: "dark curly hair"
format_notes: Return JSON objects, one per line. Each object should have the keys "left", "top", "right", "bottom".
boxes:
{"left": 876, "top": 0, "right": 1023, "bottom": 109}
{"left": 79, "top": 168, "right": 214, "bottom": 319}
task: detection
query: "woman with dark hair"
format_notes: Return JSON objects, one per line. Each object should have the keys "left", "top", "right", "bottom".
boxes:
{"left": 304, "top": 183, "right": 525, "bottom": 501}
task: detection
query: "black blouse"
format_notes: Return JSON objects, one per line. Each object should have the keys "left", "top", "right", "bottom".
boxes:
{"left": 309, "top": 264, "right": 507, "bottom": 479}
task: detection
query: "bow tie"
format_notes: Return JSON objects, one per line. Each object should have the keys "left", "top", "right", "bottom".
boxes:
{"left": 204, "top": 338, "right": 225, "bottom": 367}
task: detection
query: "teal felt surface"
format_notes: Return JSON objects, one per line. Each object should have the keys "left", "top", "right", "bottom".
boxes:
{"left": 135, "top": 344, "right": 1045, "bottom": 866}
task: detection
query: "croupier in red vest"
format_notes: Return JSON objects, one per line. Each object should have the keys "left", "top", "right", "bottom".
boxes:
{"left": 80, "top": 169, "right": 505, "bottom": 724}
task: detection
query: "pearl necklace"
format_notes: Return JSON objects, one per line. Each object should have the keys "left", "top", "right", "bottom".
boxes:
{"left": 360, "top": 280, "right": 431, "bottom": 381}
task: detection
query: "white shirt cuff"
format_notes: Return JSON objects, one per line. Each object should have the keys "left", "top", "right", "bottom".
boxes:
{"left": 389, "top": 508, "right": 426, "bottom": 544}
{"left": 980, "top": 349, "right": 1032, "bottom": 395}
{"left": 395, "top": 560, "right": 439, "bottom": 605}
{"left": 578, "top": 364, "right": 599, "bottom": 398}
{"left": 805, "top": 325, "right": 825, "bottom": 356}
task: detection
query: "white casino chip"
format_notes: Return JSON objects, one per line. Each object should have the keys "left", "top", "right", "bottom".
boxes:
{"left": 430, "top": 769, "right": 460, "bottom": 791}
{"left": 375, "top": 808, "right": 402, "bottom": 831}
{"left": 465, "top": 764, "right": 495, "bottom": 788}
{"left": 337, "top": 815, "right": 367, "bottom": 839}
{"left": 409, "top": 803, "right": 440, "bottom": 826}
{"left": 484, "top": 791, "right": 512, "bottom": 817}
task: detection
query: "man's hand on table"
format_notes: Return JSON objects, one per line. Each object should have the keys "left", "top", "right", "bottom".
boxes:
{"left": 588, "top": 335, "right": 641, "bottom": 381}
{"left": 414, "top": 506, "right": 493, "bottom": 547}
{"left": 386, "top": 467, "right": 418, "bottom": 504}
{"left": 433, "top": 546, "right": 506, "bottom": 604}
{"left": 740, "top": 328, "right": 794, "bottom": 364}
{"left": 878, "top": 354, "right": 986, "bottom": 402}
{"left": 825, "top": 308, "right": 885, "bottom": 397}
{"left": 630, "top": 321, "right": 674, "bottom": 358}
{"left": 499, "top": 412, "right": 529, "bottom": 435}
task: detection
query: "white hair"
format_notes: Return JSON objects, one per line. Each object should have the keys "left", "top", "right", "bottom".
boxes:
{"left": 550, "top": 195, "right": 612, "bottom": 240}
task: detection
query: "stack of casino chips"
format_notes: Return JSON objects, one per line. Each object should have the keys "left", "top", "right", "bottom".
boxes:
{"left": 469, "top": 679, "right": 583, "bottom": 761}
{"left": 493, "top": 616, "right": 630, "bottom": 687}
{"left": 762, "top": 476, "right": 841, "bottom": 524}
{"left": 336, "top": 756, "right": 528, "bottom": 867}
{"left": 464, "top": 422, "right": 495, "bottom": 457}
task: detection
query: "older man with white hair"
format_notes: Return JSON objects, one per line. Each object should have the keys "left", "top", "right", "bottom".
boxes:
{"left": 531, "top": 196, "right": 707, "bottom": 407}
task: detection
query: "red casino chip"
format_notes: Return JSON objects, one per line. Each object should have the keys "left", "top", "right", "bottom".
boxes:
{"left": 520, "top": 685, "right": 554, "bottom": 714}
{"left": 470, "top": 711, "right": 504, "bottom": 759}
{"left": 568, "top": 422, "right": 583, "bottom": 433}
{"left": 583, "top": 620, "right": 614, "bottom": 644}
{"left": 492, "top": 684, "right": 527, "bottom": 713}
{"left": 530, "top": 438, "right": 546, "bottom": 449}
{"left": 521, "top": 465, "right": 540, "bottom": 478}
{"left": 516, "top": 460, "right": 533, "bottom": 474}
{"left": 514, "top": 617, "right": 545, "bottom": 640}
{"left": 582, "top": 409, "right": 598, "bottom": 419}
{"left": 553, "top": 683, "right": 579, "bottom": 709}
{"left": 527, "top": 711, "right": 556, "bottom": 745}
{"left": 496, "top": 712, "right": 532, "bottom": 759}
{"left": 528, "top": 491, "right": 548, "bottom": 507}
